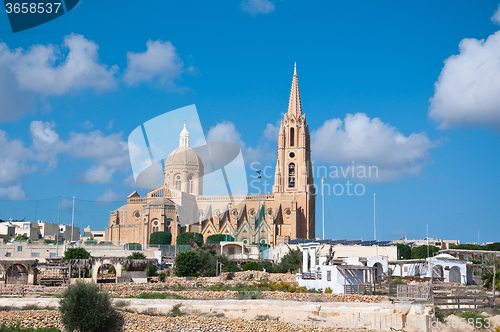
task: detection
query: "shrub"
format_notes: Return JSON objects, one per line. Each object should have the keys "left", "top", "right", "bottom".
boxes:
{"left": 410, "top": 245, "right": 440, "bottom": 259}
{"left": 168, "top": 304, "right": 185, "bottom": 317}
{"left": 275, "top": 247, "right": 302, "bottom": 273}
{"left": 146, "top": 265, "right": 157, "bottom": 277}
{"left": 158, "top": 272, "right": 166, "bottom": 282}
{"left": 206, "top": 234, "right": 234, "bottom": 244}
{"left": 127, "top": 252, "right": 146, "bottom": 260}
{"left": 242, "top": 262, "right": 263, "bottom": 271}
{"left": 457, "top": 311, "right": 488, "bottom": 329}
{"left": 63, "top": 248, "right": 90, "bottom": 261}
{"left": 176, "top": 232, "right": 203, "bottom": 246}
{"left": 107, "top": 266, "right": 116, "bottom": 274}
{"left": 59, "top": 282, "right": 114, "bottom": 332}
{"left": 324, "top": 287, "right": 332, "bottom": 294}
{"left": 149, "top": 231, "right": 172, "bottom": 245}
{"left": 175, "top": 251, "right": 202, "bottom": 277}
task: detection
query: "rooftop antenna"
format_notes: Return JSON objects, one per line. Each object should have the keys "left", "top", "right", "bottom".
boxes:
{"left": 373, "top": 194, "right": 376, "bottom": 241}
{"left": 322, "top": 176, "right": 325, "bottom": 240}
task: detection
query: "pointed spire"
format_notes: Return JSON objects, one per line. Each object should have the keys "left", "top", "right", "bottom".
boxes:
{"left": 288, "top": 63, "right": 302, "bottom": 116}
{"left": 179, "top": 120, "right": 190, "bottom": 147}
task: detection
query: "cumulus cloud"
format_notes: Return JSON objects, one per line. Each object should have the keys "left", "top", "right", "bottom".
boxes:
{"left": 96, "top": 189, "right": 122, "bottom": 203}
{"left": 205, "top": 121, "right": 275, "bottom": 165}
{"left": 311, "top": 113, "right": 436, "bottom": 182}
{"left": 0, "top": 184, "right": 26, "bottom": 200}
{"left": 124, "top": 40, "right": 194, "bottom": 89}
{"left": 0, "top": 34, "right": 117, "bottom": 122}
{"left": 241, "top": 0, "right": 275, "bottom": 15}
{"left": 492, "top": 4, "right": 500, "bottom": 25}
{"left": 429, "top": 31, "right": 500, "bottom": 129}
{"left": 0, "top": 121, "right": 129, "bottom": 196}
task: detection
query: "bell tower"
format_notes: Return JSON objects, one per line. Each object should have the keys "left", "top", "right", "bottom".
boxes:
{"left": 273, "top": 63, "right": 314, "bottom": 194}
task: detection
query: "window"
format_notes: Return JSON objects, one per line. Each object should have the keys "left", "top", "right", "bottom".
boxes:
{"left": 327, "top": 270, "right": 331, "bottom": 281}
{"left": 4, "top": 252, "right": 11, "bottom": 257}
{"left": 188, "top": 174, "right": 194, "bottom": 194}
{"left": 23, "top": 224, "right": 30, "bottom": 229}
{"left": 17, "top": 246, "right": 22, "bottom": 252}
{"left": 228, "top": 247, "right": 235, "bottom": 255}
{"left": 176, "top": 174, "right": 182, "bottom": 190}
{"left": 31, "top": 252, "right": 40, "bottom": 257}
{"left": 288, "top": 163, "right": 296, "bottom": 188}
{"left": 50, "top": 253, "right": 57, "bottom": 258}
{"left": 290, "top": 128, "right": 295, "bottom": 146}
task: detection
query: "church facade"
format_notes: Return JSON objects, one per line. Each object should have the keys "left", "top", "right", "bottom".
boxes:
{"left": 105, "top": 65, "right": 315, "bottom": 247}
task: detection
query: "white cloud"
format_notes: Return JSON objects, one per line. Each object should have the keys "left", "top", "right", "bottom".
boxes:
{"left": 205, "top": 121, "right": 273, "bottom": 165}
{"left": 492, "top": 4, "right": 500, "bottom": 25}
{"left": 311, "top": 113, "right": 436, "bottom": 182}
{"left": 80, "top": 120, "right": 94, "bottom": 130}
{"left": 0, "top": 184, "right": 26, "bottom": 200}
{"left": 124, "top": 40, "right": 194, "bottom": 89}
{"left": 0, "top": 130, "right": 35, "bottom": 186}
{"left": 0, "top": 34, "right": 117, "bottom": 122}
{"left": 81, "top": 165, "right": 115, "bottom": 184}
{"left": 96, "top": 189, "right": 122, "bottom": 202}
{"left": 429, "top": 31, "right": 500, "bottom": 129}
{"left": 241, "top": 0, "right": 275, "bottom": 15}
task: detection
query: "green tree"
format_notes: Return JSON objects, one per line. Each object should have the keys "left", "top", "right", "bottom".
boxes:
{"left": 176, "top": 232, "right": 203, "bottom": 246}
{"left": 410, "top": 245, "right": 440, "bottom": 259}
{"left": 127, "top": 252, "right": 146, "bottom": 260}
{"left": 175, "top": 250, "right": 202, "bottom": 277}
{"left": 395, "top": 243, "right": 411, "bottom": 260}
{"left": 451, "top": 244, "right": 484, "bottom": 250}
{"left": 59, "top": 282, "right": 114, "bottom": 332}
{"left": 14, "top": 234, "right": 29, "bottom": 241}
{"left": 486, "top": 242, "right": 500, "bottom": 251}
{"left": 63, "top": 248, "right": 90, "bottom": 261}
{"left": 275, "top": 247, "right": 302, "bottom": 273}
{"left": 242, "top": 262, "right": 263, "bottom": 271}
{"left": 149, "top": 231, "right": 172, "bottom": 245}
{"left": 206, "top": 234, "right": 235, "bottom": 244}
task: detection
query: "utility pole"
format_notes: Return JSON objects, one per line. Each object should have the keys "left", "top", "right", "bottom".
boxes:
{"left": 373, "top": 194, "right": 376, "bottom": 241}
{"left": 56, "top": 196, "right": 60, "bottom": 256}
{"left": 71, "top": 196, "right": 75, "bottom": 243}
{"left": 257, "top": 170, "right": 262, "bottom": 259}
{"left": 322, "top": 177, "right": 325, "bottom": 240}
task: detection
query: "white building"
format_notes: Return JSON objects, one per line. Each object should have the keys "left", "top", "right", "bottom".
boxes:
{"left": 390, "top": 253, "right": 470, "bottom": 284}
{"left": 296, "top": 242, "right": 390, "bottom": 294}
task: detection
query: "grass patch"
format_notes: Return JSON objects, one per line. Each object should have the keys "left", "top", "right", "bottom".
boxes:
{"left": 0, "top": 323, "right": 61, "bottom": 332}
{"left": 237, "top": 290, "right": 261, "bottom": 300}
{"left": 456, "top": 311, "right": 488, "bottom": 329}
{"left": 168, "top": 304, "right": 185, "bottom": 317}
{"left": 137, "top": 292, "right": 190, "bottom": 300}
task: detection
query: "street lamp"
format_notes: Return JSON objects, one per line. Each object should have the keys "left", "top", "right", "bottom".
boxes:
{"left": 256, "top": 170, "right": 261, "bottom": 259}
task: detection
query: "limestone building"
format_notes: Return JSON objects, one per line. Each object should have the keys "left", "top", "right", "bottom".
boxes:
{"left": 105, "top": 64, "right": 315, "bottom": 246}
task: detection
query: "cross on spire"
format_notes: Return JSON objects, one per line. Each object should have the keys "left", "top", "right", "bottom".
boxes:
{"left": 287, "top": 62, "right": 302, "bottom": 116}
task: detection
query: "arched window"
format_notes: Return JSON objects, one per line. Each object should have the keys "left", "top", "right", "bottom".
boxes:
{"left": 288, "top": 163, "right": 296, "bottom": 188}
{"left": 175, "top": 174, "right": 181, "bottom": 190}
{"left": 290, "top": 128, "right": 295, "bottom": 147}
{"left": 188, "top": 174, "right": 194, "bottom": 194}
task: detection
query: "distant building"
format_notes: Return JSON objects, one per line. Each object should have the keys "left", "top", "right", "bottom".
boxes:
{"left": 393, "top": 237, "right": 460, "bottom": 249}
{"left": 0, "top": 220, "right": 79, "bottom": 243}
{"left": 82, "top": 226, "right": 105, "bottom": 242}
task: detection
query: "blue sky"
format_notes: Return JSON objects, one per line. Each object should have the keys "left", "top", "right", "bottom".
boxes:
{"left": 0, "top": 0, "right": 500, "bottom": 244}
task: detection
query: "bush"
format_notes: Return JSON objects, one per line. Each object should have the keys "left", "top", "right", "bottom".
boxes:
{"left": 325, "top": 287, "right": 332, "bottom": 294}
{"left": 175, "top": 251, "right": 202, "bottom": 277}
{"left": 168, "top": 304, "right": 185, "bottom": 317}
{"left": 275, "top": 247, "right": 302, "bottom": 273}
{"left": 59, "top": 282, "right": 114, "bottom": 332}
{"left": 127, "top": 252, "right": 146, "bottom": 260}
{"left": 395, "top": 243, "right": 411, "bottom": 260}
{"left": 410, "top": 245, "right": 440, "bottom": 259}
{"left": 176, "top": 232, "right": 203, "bottom": 246}
{"left": 149, "top": 231, "right": 172, "bottom": 245}
{"left": 63, "top": 248, "right": 90, "bottom": 261}
{"left": 206, "top": 234, "right": 234, "bottom": 244}
{"left": 146, "top": 265, "right": 157, "bottom": 277}
{"left": 457, "top": 311, "right": 488, "bottom": 329}
{"left": 158, "top": 272, "right": 166, "bottom": 282}
{"left": 242, "top": 262, "right": 263, "bottom": 271}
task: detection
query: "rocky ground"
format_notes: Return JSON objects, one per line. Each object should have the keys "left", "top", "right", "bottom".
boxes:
{"left": 0, "top": 309, "right": 369, "bottom": 332}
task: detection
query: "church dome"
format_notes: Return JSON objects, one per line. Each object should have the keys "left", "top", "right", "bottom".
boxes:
{"left": 165, "top": 145, "right": 203, "bottom": 167}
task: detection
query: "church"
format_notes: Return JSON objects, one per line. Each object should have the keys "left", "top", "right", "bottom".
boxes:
{"left": 105, "top": 64, "right": 316, "bottom": 247}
